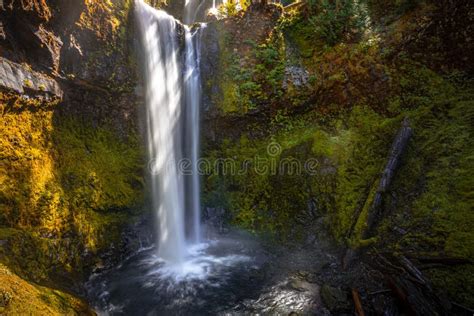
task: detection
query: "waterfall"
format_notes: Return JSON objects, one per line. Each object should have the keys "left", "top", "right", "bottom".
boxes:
{"left": 135, "top": 0, "right": 203, "bottom": 264}
{"left": 184, "top": 24, "right": 204, "bottom": 243}
{"left": 184, "top": 0, "right": 222, "bottom": 24}
{"left": 184, "top": 0, "right": 199, "bottom": 24}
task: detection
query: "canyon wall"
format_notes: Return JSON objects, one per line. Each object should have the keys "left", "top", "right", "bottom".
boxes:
{"left": 0, "top": 1, "right": 151, "bottom": 313}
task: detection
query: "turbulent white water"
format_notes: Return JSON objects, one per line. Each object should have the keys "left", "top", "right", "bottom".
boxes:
{"left": 135, "top": 0, "right": 203, "bottom": 265}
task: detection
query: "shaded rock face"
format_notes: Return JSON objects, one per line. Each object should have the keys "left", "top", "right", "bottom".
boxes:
{"left": 200, "top": 22, "right": 220, "bottom": 113}
{"left": 92, "top": 212, "right": 155, "bottom": 274}
{"left": 203, "top": 206, "right": 230, "bottom": 236}
{"left": 1, "top": 0, "right": 141, "bottom": 132}
{"left": 199, "top": 4, "right": 282, "bottom": 123}
{"left": 0, "top": 0, "right": 60, "bottom": 72}
{"left": 34, "top": 24, "right": 63, "bottom": 71}
{"left": 0, "top": 0, "right": 145, "bottom": 301}
{"left": 160, "top": 0, "right": 221, "bottom": 23}
{"left": 283, "top": 65, "right": 309, "bottom": 89}
{"left": 0, "top": 57, "right": 62, "bottom": 97}
{"left": 1, "top": 0, "right": 127, "bottom": 75}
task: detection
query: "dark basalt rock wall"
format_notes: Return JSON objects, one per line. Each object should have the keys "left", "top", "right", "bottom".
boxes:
{"left": 1, "top": 0, "right": 141, "bottom": 129}
{"left": 0, "top": 1, "right": 148, "bottom": 310}
{"left": 0, "top": 56, "right": 62, "bottom": 97}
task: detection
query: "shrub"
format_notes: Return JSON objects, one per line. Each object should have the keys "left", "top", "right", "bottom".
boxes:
{"left": 308, "top": 0, "right": 367, "bottom": 46}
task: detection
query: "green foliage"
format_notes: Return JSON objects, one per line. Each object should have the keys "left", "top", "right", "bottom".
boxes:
{"left": 203, "top": 122, "right": 324, "bottom": 237}
{"left": 218, "top": 41, "right": 285, "bottom": 113}
{"left": 282, "top": 16, "right": 317, "bottom": 58}
{"left": 203, "top": 103, "right": 398, "bottom": 241}
{"left": 254, "top": 43, "right": 285, "bottom": 96}
{"left": 308, "top": 0, "right": 367, "bottom": 46}
{"left": 206, "top": 3, "right": 474, "bottom": 307}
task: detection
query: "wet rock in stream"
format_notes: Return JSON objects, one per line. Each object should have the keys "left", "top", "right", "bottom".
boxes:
{"left": 227, "top": 275, "right": 325, "bottom": 315}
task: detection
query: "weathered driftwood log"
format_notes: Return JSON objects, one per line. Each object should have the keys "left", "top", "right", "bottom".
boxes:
{"left": 342, "top": 119, "right": 412, "bottom": 269}
{"left": 362, "top": 118, "right": 413, "bottom": 239}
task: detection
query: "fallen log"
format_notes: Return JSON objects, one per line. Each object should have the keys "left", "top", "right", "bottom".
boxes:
{"left": 363, "top": 118, "right": 413, "bottom": 239}
{"left": 368, "top": 253, "right": 451, "bottom": 316}
{"left": 385, "top": 275, "right": 417, "bottom": 316}
{"left": 407, "top": 255, "right": 472, "bottom": 266}
{"left": 368, "top": 289, "right": 391, "bottom": 296}
{"left": 342, "top": 118, "right": 413, "bottom": 269}
{"left": 451, "top": 301, "right": 474, "bottom": 316}
{"left": 399, "top": 256, "right": 428, "bottom": 286}
{"left": 351, "top": 288, "right": 366, "bottom": 316}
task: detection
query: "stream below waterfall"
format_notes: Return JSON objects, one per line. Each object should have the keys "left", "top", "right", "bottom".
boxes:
{"left": 87, "top": 230, "right": 265, "bottom": 315}
{"left": 86, "top": 228, "right": 349, "bottom": 315}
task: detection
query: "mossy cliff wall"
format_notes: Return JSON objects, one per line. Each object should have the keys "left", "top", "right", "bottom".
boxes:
{"left": 0, "top": 0, "right": 147, "bottom": 313}
{"left": 200, "top": 1, "right": 473, "bottom": 307}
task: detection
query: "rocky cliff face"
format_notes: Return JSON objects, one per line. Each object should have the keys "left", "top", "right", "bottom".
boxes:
{"left": 0, "top": 0, "right": 473, "bottom": 313}
{"left": 198, "top": 2, "right": 474, "bottom": 309}
{"left": 0, "top": 1, "right": 150, "bottom": 313}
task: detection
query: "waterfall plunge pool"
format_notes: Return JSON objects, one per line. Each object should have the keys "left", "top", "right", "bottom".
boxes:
{"left": 87, "top": 230, "right": 269, "bottom": 315}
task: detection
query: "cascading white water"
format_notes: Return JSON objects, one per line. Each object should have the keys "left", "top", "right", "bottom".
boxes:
{"left": 88, "top": 8, "right": 260, "bottom": 310}
{"left": 184, "top": 25, "right": 204, "bottom": 243}
{"left": 135, "top": 0, "right": 203, "bottom": 265}
{"left": 184, "top": 0, "right": 199, "bottom": 24}
{"left": 184, "top": 0, "right": 222, "bottom": 24}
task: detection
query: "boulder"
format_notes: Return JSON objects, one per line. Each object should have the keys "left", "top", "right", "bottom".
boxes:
{"left": 0, "top": 57, "right": 62, "bottom": 97}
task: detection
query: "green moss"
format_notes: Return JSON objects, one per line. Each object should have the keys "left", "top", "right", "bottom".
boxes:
{"left": 389, "top": 72, "right": 474, "bottom": 259}
{"left": 0, "top": 263, "right": 92, "bottom": 315}
{"left": 54, "top": 119, "right": 143, "bottom": 213}
{"left": 202, "top": 3, "right": 474, "bottom": 308}
{"left": 204, "top": 111, "right": 333, "bottom": 238}
{"left": 329, "top": 107, "right": 398, "bottom": 242}
{"left": 0, "top": 94, "right": 144, "bottom": 285}
{"left": 220, "top": 79, "right": 240, "bottom": 113}
{"left": 424, "top": 264, "right": 474, "bottom": 309}
{"left": 285, "top": 18, "right": 317, "bottom": 59}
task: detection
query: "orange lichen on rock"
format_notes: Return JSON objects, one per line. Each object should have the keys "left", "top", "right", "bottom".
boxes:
{"left": 19, "top": 0, "right": 52, "bottom": 21}
{"left": 78, "top": 0, "right": 122, "bottom": 40}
